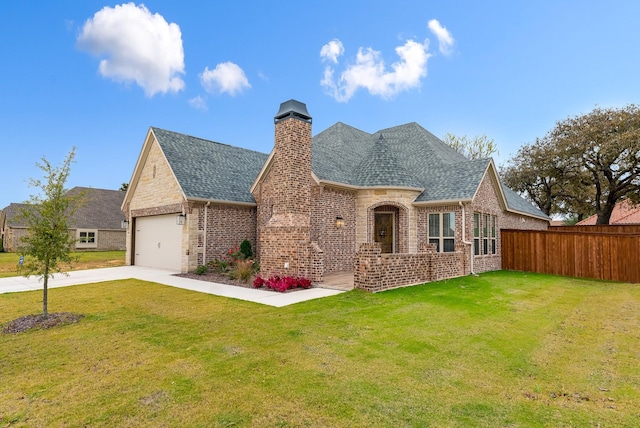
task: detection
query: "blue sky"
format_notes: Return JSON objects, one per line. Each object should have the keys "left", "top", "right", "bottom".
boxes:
{"left": 2, "top": 1, "right": 639, "bottom": 208}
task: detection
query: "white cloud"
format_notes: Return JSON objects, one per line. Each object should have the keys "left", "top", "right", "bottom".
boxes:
{"left": 320, "top": 39, "right": 431, "bottom": 102}
{"left": 77, "top": 3, "right": 185, "bottom": 97}
{"left": 320, "top": 39, "right": 344, "bottom": 64}
{"left": 428, "top": 19, "right": 455, "bottom": 56}
{"left": 188, "top": 95, "right": 207, "bottom": 111}
{"left": 200, "top": 62, "right": 251, "bottom": 96}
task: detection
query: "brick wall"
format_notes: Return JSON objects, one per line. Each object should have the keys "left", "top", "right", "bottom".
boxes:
{"left": 2, "top": 227, "right": 28, "bottom": 252}
{"left": 311, "top": 186, "right": 356, "bottom": 274}
{"left": 196, "top": 203, "right": 257, "bottom": 266}
{"left": 94, "top": 230, "right": 126, "bottom": 250}
{"left": 255, "top": 114, "right": 317, "bottom": 280}
{"left": 354, "top": 243, "right": 465, "bottom": 292}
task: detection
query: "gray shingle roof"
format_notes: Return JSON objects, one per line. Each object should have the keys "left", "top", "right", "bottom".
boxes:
{"left": 501, "top": 185, "right": 548, "bottom": 218}
{"left": 2, "top": 187, "right": 125, "bottom": 230}
{"left": 152, "top": 127, "right": 269, "bottom": 204}
{"left": 151, "top": 122, "right": 547, "bottom": 219}
{"left": 312, "top": 121, "right": 547, "bottom": 218}
{"left": 66, "top": 187, "right": 125, "bottom": 229}
{"left": 2, "top": 203, "right": 30, "bottom": 228}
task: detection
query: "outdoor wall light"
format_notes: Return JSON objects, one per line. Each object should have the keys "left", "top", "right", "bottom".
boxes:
{"left": 335, "top": 216, "right": 345, "bottom": 228}
{"left": 121, "top": 220, "right": 129, "bottom": 229}
{"left": 176, "top": 214, "right": 186, "bottom": 225}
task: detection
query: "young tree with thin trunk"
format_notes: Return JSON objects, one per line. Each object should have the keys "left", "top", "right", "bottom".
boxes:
{"left": 18, "top": 148, "right": 82, "bottom": 318}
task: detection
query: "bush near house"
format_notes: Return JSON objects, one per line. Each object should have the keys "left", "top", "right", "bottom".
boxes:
{"left": 253, "top": 275, "right": 312, "bottom": 292}
{"left": 205, "top": 242, "right": 259, "bottom": 283}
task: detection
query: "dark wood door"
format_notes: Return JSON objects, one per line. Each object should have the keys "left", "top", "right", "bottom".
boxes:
{"left": 374, "top": 213, "right": 394, "bottom": 253}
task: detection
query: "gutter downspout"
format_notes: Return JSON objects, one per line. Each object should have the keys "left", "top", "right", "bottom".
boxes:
{"left": 459, "top": 201, "right": 475, "bottom": 275}
{"left": 203, "top": 201, "right": 211, "bottom": 265}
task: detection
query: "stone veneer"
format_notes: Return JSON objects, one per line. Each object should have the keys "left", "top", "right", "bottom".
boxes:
{"left": 356, "top": 189, "right": 422, "bottom": 252}
{"left": 124, "top": 136, "right": 191, "bottom": 270}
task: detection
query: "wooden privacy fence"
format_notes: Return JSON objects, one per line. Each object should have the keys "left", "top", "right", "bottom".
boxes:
{"left": 501, "top": 228, "right": 640, "bottom": 283}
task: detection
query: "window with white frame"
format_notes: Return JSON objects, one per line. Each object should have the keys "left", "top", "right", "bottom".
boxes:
{"left": 77, "top": 229, "right": 97, "bottom": 249}
{"left": 473, "top": 212, "right": 480, "bottom": 255}
{"left": 429, "top": 212, "right": 455, "bottom": 253}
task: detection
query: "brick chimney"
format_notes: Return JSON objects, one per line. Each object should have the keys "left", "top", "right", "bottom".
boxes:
{"left": 256, "top": 100, "right": 318, "bottom": 279}
{"left": 268, "top": 100, "right": 312, "bottom": 227}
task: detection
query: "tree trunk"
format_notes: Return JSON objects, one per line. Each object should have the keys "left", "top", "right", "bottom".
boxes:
{"left": 43, "top": 266, "right": 49, "bottom": 318}
{"left": 596, "top": 204, "right": 615, "bottom": 225}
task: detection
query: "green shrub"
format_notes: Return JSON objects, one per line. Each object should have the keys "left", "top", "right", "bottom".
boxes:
{"left": 194, "top": 265, "right": 208, "bottom": 275}
{"left": 239, "top": 239, "right": 252, "bottom": 259}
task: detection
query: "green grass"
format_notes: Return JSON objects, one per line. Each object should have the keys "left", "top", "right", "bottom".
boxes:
{"left": 1, "top": 271, "right": 639, "bottom": 427}
{"left": 0, "top": 251, "right": 125, "bottom": 278}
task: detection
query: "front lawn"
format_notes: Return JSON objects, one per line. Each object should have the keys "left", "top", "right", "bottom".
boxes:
{"left": 1, "top": 271, "right": 638, "bottom": 426}
{"left": 0, "top": 251, "right": 125, "bottom": 278}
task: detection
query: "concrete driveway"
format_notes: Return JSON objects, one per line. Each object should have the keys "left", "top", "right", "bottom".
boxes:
{"left": 0, "top": 266, "right": 345, "bottom": 307}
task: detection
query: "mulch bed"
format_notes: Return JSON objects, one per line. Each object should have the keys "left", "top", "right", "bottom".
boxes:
{"left": 2, "top": 312, "right": 84, "bottom": 334}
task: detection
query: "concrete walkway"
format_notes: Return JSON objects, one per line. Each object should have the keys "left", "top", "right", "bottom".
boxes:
{"left": 0, "top": 266, "right": 346, "bottom": 307}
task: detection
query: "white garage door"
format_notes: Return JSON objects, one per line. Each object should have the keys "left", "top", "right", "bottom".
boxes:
{"left": 134, "top": 214, "right": 183, "bottom": 271}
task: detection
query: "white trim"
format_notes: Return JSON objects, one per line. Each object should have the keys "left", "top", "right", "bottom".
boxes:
{"left": 249, "top": 149, "right": 275, "bottom": 194}
{"left": 187, "top": 197, "right": 257, "bottom": 207}
{"left": 319, "top": 179, "right": 424, "bottom": 192}
{"left": 413, "top": 198, "right": 472, "bottom": 207}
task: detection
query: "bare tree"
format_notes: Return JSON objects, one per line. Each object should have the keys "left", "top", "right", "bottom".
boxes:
{"left": 443, "top": 133, "right": 499, "bottom": 160}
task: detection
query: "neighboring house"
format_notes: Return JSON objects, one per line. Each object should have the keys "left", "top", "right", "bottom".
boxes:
{"left": 576, "top": 200, "right": 640, "bottom": 225}
{"left": 1, "top": 187, "right": 126, "bottom": 252}
{"left": 122, "top": 100, "right": 548, "bottom": 290}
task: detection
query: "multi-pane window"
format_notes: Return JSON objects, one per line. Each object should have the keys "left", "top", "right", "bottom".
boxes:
{"left": 473, "top": 213, "right": 480, "bottom": 255}
{"left": 428, "top": 212, "right": 455, "bottom": 253}
{"left": 77, "top": 229, "right": 97, "bottom": 248}
{"left": 491, "top": 215, "right": 497, "bottom": 254}
{"left": 483, "top": 214, "right": 490, "bottom": 255}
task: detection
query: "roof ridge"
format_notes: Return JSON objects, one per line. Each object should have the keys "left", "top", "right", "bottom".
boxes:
{"left": 152, "top": 127, "right": 268, "bottom": 156}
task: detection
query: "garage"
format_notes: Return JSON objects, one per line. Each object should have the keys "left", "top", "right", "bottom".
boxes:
{"left": 134, "top": 214, "right": 183, "bottom": 271}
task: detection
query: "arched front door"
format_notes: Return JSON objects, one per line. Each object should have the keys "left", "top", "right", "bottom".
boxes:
{"left": 374, "top": 211, "right": 394, "bottom": 253}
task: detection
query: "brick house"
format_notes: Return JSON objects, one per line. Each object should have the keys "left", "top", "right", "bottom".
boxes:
{"left": 1, "top": 187, "right": 126, "bottom": 252}
{"left": 122, "top": 100, "right": 548, "bottom": 290}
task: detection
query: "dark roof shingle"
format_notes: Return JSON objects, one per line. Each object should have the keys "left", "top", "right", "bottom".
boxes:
{"left": 152, "top": 127, "right": 269, "bottom": 204}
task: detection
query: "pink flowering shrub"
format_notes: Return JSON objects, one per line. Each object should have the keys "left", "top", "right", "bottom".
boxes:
{"left": 253, "top": 275, "right": 313, "bottom": 292}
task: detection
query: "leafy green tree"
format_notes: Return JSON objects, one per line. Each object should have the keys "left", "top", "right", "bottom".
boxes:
{"left": 119, "top": 182, "right": 128, "bottom": 191}
{"left": 18, "top": 148, "right": 83, "bottom": 317}
{"left": 501, "top": 136, "right": 594, "bottom": 219}
{"left": 443, "top": 133, "right": 499, "bottom": 160}
{"left": 502, "top": 105, "right": 640, "bottom": 223}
